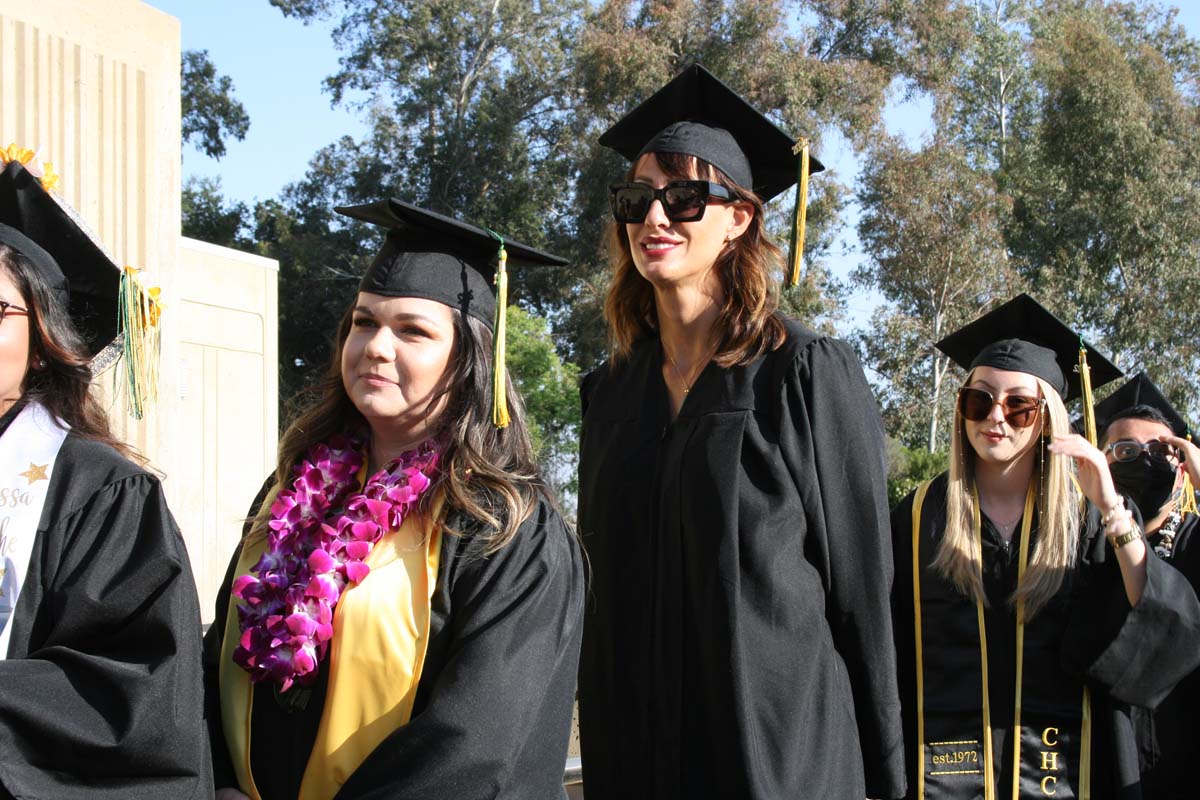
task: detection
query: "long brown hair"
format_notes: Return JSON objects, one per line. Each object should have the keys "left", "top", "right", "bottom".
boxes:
{"left": 603, "top": 152, "right": 787, "bottom": 367}
{"left": 0, "top": 243, "right": 136, "bottom": 460}
{"left": 260, "top": 297, "right": 546, "bottom": 554}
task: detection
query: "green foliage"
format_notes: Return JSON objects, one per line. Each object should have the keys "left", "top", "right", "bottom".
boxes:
{"left": 855, "top": 0, "right": 1200, "bottom": 436}
{"left": 854, "top": 136, "right": 1017, "bottom": 450}
{"left": 886, "top": 438, "right": 949, "bottom": 507}
{"left": 1007, "top": 2, "right": 1200, "bottom": 415}
{"left": 505, "top": 306, "right": 582, "bottom": 508}
{"left": 181, "top": 50, "right": 250, "bottom": 160}
{"left": 181, "top": 176, "right": 252, "bottom": 249}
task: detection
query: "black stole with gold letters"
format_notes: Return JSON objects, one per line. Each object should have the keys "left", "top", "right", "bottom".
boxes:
{"left": 910, "top": 480, "right": 1092, "bottom": 800}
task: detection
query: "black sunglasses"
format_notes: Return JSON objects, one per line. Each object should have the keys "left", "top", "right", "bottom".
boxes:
{"left": 1105, "top": 439, "right": 1178, "bottom": 464}
{"left": 608, "top": 180, "right": 734, "bottom": 224}
{"left": 957, "top": 387, "right": 1044, "bottom": 428}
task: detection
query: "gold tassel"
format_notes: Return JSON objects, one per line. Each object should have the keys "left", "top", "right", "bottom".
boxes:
{"left": 1182, "top": 434, "right": 1199, "bottom": 517}
{"left": 490, "top": 236, "right": 510, "bottom": 428}
{"left": 787, "top": 138, "right": 810, "bottom": 287}
{"left": 1077, "top": 341, "right": 1097, "bottom": 446}
{"left": 117, "top": 266, "right": 162, "bottom": 420}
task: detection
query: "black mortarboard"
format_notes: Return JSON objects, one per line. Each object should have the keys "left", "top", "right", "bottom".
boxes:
{"left": 335, "top": 198, "right": 567, "bottom": 329}
{"left": 1096, "top": 372, "right": 1190, "bottom": 439}
{"left": 935, "top": 293, "right": 1123, "bottom": 401}
{"left": 0, "top": 159, "right": 122, "bottom": 358}
{"left": 599, "top": 63, "right": 824, "bottom": 202}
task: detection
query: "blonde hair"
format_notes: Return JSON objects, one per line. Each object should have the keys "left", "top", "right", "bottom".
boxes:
{"left": 937, "top": 373, "right": 1081, "bottom": 618}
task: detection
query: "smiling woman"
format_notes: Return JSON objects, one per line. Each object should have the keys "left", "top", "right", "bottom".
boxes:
{"left": 203, "top": 200, "right": 584, "bottom": 800}
{"left": 577, "top": 64, "right": 905, "bottom": 800}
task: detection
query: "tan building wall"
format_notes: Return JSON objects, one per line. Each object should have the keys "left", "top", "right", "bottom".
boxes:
{"left": 176, "top": 237, "right": 278, "bottom": 616}
{"left": 0, "top": 0, "right": 279, "bottom": 616}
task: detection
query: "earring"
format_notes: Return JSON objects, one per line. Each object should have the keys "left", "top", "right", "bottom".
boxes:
{"left": 35, "top": 358, "right": 46, "bottom": 369}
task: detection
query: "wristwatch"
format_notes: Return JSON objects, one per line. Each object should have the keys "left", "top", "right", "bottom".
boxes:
{"left": 1108, "top": 525, "right": 1142, "bottom": 549}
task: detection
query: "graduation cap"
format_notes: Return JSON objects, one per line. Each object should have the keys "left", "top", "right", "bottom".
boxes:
{"left": 0, "top": 158, "right": 122, "bottom": 360}
{"left": 0, "top": 153, "right": 162, "bottom": 417}
{"left": 598, "top": 63, "right": 824, "bottom": 286}
{"left": 335, "top": 198, "right": 568, "bottom": 427}
{"left": 935, "top": 294, "right": 1122, "bottom": 404}
{"left": 1095, "top": 372, "right": 1190, "bottom": 439}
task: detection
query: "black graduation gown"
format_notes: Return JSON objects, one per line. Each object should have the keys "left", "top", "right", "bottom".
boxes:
{"left": 892, "top": 474, "right": 1200, "bottom": 800}
{"left": 1133, "top": 505, "right": 1200, "bottom": 799}
{"left": 204, "top": 486, "right": 585, "bottom": 800}
{"left": 0, "top": 423, "right": 212, "bottom": 799}
{"left": 576, "top": 318, "right": 907, "bottom": 800}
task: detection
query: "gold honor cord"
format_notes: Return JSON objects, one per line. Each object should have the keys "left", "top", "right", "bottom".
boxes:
{"left": 487, "top": 231, "right": 510, "bottom": 428}
{"left": 787, "top": 138, "right": 810, "bottom": 287}
{"left": 1008, "top": 481, "right": 1037, "bottom": 798}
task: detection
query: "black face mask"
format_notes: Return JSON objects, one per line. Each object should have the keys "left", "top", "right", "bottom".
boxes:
{"left": 1110, "top": 454, "right": 1178, "bottom": 517}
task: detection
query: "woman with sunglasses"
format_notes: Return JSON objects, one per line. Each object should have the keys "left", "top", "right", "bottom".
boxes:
{"left": 576, "top": 65, "right": 905, "bottom": 800}
{"left": 204, "top": 200, "right": 584, "bottom": 800}
{"left": 891, "top": 294, "right": 1200, "bottom": 799}
{"left": 1096, "top": 373, "right": 1200, "bottom": 800}
{"left": 0, "top": 159, "right": 211, "bottom": 798}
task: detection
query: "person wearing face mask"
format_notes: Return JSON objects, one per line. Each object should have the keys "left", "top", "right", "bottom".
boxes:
{"left": 891, "top": 295, "right": 1200, "bottom": 800}
{"left": 1096, "top": 372, "right": 1200, "bottom": 800}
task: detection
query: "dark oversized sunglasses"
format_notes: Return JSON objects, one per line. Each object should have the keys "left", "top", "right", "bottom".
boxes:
{"left": 1105, "top": 439, "right": 1178, "bottom": 464}
{"left": 957, "top": 387, "right": 1044, "bottom": 428}
{"left": 609, "top": 180, "right": 734, "bottom": 224}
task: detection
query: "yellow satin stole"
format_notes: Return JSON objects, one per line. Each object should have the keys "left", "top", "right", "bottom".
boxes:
{"left": 219, "top": 488, "right": 444, "bottom": 800}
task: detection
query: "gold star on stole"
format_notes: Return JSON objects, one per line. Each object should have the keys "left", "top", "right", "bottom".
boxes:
{"left": 18, "top": 463, "right": 49, "bottom": 484}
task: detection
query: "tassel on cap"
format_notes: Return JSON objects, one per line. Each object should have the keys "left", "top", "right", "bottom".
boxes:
{"left": 487, "top": 231, "right": 510, "bottom": 428}
{"left": 1182, "top": 433, "right": 1199, "bottom": 517}
{"left": 117, "top": 266, "right": 162, "bottom": 420}
{"left": 787, "top": 138, "right": 810, "bottom": 287}
{"left": 1077, "top": 339, "right": 1097, "bottom": 446}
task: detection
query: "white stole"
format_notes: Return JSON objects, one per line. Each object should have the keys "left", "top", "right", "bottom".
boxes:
{"left": 0, "top": 401, "right": 69, "bottom": 659}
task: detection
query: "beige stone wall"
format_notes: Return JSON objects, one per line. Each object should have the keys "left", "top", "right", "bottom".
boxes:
{"left": 176, "top": 238, "right": 278, "bottom": 617}
{"left": 0, "top": 0, "right": 279, "bottom": 614}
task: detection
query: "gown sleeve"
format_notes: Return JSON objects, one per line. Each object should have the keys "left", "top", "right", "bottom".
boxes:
{"left": 333, "top": 496, "right": 585, "bottom": 800}
{"left": 0, "top": 471, "right": 212, "bottom": 800}
{"left": 778, "top": 336, "right": 907, "bottom": 800}
{"left": 889, "top": 487, "right": 923, "bottom": 798}
{"left": 1063, "top": 503, "right": 1200, "bottom": 709}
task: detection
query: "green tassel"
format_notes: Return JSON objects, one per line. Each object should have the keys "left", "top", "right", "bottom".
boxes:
{"left": 116, "top": 266, "right": 161, "bottom": 420}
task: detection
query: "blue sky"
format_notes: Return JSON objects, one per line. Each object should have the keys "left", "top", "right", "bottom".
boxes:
{"left": 150, "top": 0, "right": 1200, "bottom": 325}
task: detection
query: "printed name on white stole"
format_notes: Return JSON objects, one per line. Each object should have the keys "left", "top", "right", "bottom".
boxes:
{"left": 0, "top": 402, "right": 69, "bottom": 658}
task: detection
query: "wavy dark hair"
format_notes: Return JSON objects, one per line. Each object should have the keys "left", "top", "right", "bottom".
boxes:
{"left": 256, "top": 296, "right": 547, "bottom": 554}
{"left": 604, "top": 151, "right": 787, "bottom": 368}
{"left": 0, "top": 243, "right": 135, "bottom": 460}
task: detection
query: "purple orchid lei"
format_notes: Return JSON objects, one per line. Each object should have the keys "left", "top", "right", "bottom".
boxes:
{"left": 231, "top": 433, "right": 440, "bottom": 690}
